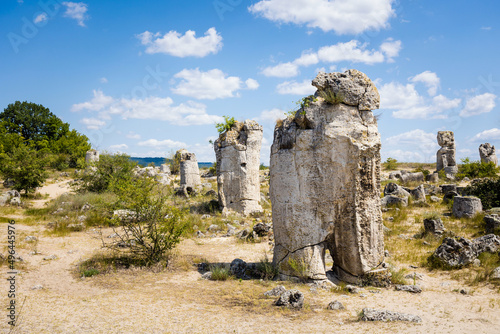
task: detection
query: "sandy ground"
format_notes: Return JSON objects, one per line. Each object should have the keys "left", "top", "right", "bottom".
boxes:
{"left": 1, "top": 180, "right": 500, "bottom": 333}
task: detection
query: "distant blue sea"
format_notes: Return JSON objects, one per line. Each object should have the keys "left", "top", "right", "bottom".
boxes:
{"left": 130, "top": 157, "right": 213, "bottom": 168}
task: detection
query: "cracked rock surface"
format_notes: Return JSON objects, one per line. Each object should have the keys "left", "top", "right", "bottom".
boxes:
{"left": 270, "top": 70, "right": 384, "bottom": 283}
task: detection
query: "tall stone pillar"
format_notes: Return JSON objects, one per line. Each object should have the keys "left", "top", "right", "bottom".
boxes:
{"left": 85, "top": 150, "right": 99, "bottom": 164}
{"left": 270, "top": 70, "right": 384, "bottom": 283}
{"left": 479, "top": 143, "right": 498, "bottom": 165}
{"left": 436, "top": 131, "right": 457, "bottom": 176}
{"left": 178, "top": 149, "right": 201, "bottom": 189}
{"left": 214, "top": 120, "right": 263, "bottom": 216}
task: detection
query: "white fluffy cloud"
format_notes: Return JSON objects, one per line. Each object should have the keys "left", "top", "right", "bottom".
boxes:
{"left": 276, "top": 80, "right": 316, "bottom": 95}
{"left": 249, "top": 0, "right": 395, "bottom": 34}
{"left": 62, "top": 2, "right": 89, "bottom": 27}
{"left": 379, "top": 73, "right": 461, "bottom": 119}
{"left": 72, "top": 90, "right": 223, "bottom": 129}
{"left": 80, "top": 117, "right": 105, "bottom": 130}
{"left": 471, "top": 128, "right": 500, "bottom": 142}
{"left": 34, "top": 13, "right": 48, "bottom": 24}
{"left": 256, "top": 108, "right": 286, "bottom": 122}
{"left": 262, "top": 39, "right": 401, "bottom": 77}
{"left": 172, "top": 68, "right": 245, "bottom": 99}
{"left": 459, "top": 93, "right": 496, "bottom": 117}
{"left": 109, "top": 144, "right": 129, "bottom": 151}
{"left": 245, "top": 78, "right": 260, "bottom": 90}
{"left": 138, "top": 139, "right": 188, "bottom": 149}
{"left": 126, "top": 132, "right": 141, "bottom": 140}
{"left": 383, "top": 129, "right": 439, "bottom": 162}
{"left": 137, "top": 28, "right": 222, "bottom": 57}
{"left": 409, "top": 71, "right": 440, "bottom": 96}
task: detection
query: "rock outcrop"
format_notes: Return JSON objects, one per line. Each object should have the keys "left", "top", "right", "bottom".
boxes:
{"left": 178, "top": 149, "right": 201, "bottom": 190}
{"left": 436, "top": 131, "right": 457, "bottom": 177}
{"left": 430, "top": 234, "right": 500, "bottom": 268}
{"left": 85, "top": 150, "right": 99, "bottom": 164}
{"left": 214, "top": 120, "right": 263, "bottom": 216}
{"left": 479, "top": 143, "right": 498, "bottom": 165}
{"left": 452, "top": 196, "right": 482, "bottom": 218}
{"left": 270, "top": 70, "right": 384, "bottom": 283}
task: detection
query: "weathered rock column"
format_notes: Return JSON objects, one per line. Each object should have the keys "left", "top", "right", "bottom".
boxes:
{"left": 270, "top": 70, "right": 384, "bottom": 283}
{"left": 85, "top": 150, "right": 99, "bottom": 164}
{"left": 479, "top": 143, "right": 498, "bottom": 165}
{"left": 178, "top": 149, "right": 201, "bottom": 190}
{"left": 214, "top": 120, "right": 263, "bottom": 216}
{"left": 436, "top": 131, "right": 457, "bottom": 176}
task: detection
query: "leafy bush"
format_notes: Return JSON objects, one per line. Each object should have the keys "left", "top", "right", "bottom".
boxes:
{"left": 78, "top": 153, "right": 137, "bottom": 193}
{"left": 464, "top": 178, "right": 500, "bottom": 210}
{"left": 383, "top": 157, "right": 398, "bottom": 170}
{"left": 109, "top": 176, "right": 187, "bottom": 264}
{"left": 215, "top": 115, "right": 236, "bottom": 134}
{"left": 457, "top": 158, "right": 499, "bottom": 180}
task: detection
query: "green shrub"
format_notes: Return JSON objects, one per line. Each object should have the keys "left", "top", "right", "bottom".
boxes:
{"left": 82, "top": 268, "right": 100, "bottom": 277}
{"left": 318, "top": 89, "right": 344, "bottom": 104}
{"left": 209, "top": 264, "right": 232, "bottom": 281}
{"left": 256, "top": 255, "right": 279, "bottom": 280}
{"left": 109, "top": 176, "right": 188, "bottom": 264}
{"left": 78, "top": 153, "right": 137, "bottom": 193}
{"left": 464, "top": 178, "right": 500, "bottom": 210}
{"left": 457, "top": 158, "right": 499, "bottom": 180}
{"left": 383, "top": 157, "right": 398, "bottom": 171}
{"left": 215, "top": 115, "right": 236, "bottom": 134}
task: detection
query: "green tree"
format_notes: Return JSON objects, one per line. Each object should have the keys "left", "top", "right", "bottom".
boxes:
{"left": 1, "top": 144, "right": 47, "bottom": 194}
{"left": 383, "top": 157, "right": 398, "bottom": 170}
{"left": 78, "top": 153, "right": 137, "bottom": 193}
{"left": 215, "top": 115, "right": 236, "bottom": 134}
{"left": 110, "top": 176, "right": 187, "bottom": 264}
{"left": 0, "top": 101, "right": 91, "bottom": 165}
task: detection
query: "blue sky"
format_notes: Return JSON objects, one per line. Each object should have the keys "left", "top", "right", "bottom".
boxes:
{"left": 1, "top": 0, "right": 499, "bottom": 164}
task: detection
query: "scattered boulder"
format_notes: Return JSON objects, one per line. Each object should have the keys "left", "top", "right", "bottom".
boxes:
{"left": 395, "top": 285, "right": 422, "bottom": 293}
{"left": 479, "top": 143, "right": 498, "bottom": 165}
{"left": 490, "top": 267, "right": 500, "bottom": 281}
{"left": 229, "top": 258, "right": 248, "bottom": 279}
{"left": 274, "top": 289, "right": 304, "bottom": 309}
{"left": 426, "top": 172, "right": 439, "bottom": 183}
{"left": 452, "top": 196, "right": 482, "bottom": 218}
{"left": 430, "top": 196, "right": 440, "bottom": 203}
{"left": 361, "top": 308, "right": 422, "bottom": 323}
{"left": 485, "top": 214, "right": 500, "bottom": 234}
{"left": 253, "top": 222, "right": 271, "bottom": 237}
{"left": 264, "top": 285, "right": 286, "bottom": 297}
{"left": 201, "top": 272, "right": 212, "bottom": 280}
{"left": 381, "top": 195, "right": 408, "bottom": 208}
{"left": 327, "top": 301, "right": 345, "bottom": 310}
{"left": 383, "top": 183, "right": 409, "bottom": 198}
{"left": 430, "top": 234, "right": 500, "bottom": 268}
{"left": 443, "top": 191, "right": 459, "bottom": 204}
{"left": 410, "top": 185, "right": 426, "bottom": 202}
{"left": 10, "top": 197, "right": 21, "bottom": 206}
{"left": 441, "top": 184, "right": 457, "bottom": 195}
{"left": 43, "top": 255, "right": 58, "bottom": 261}
{"left": 424, "top": 217, "right": 445, "bottom": 235}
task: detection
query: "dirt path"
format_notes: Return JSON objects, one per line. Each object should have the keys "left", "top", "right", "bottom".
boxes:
{"left": 31, "top": 179, "right": 73, "bottom": 208}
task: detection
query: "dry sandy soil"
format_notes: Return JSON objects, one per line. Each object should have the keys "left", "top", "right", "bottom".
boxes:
{"left": 1, "top": 179, "right": 500, "bottom": 333}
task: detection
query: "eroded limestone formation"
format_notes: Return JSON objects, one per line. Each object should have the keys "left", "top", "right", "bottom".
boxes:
{"left": 178, "top": 149, "right": 201, "bottom": 190}
{"left": 270, "top": 70, "right": 384, "bottom": 283}
{"left": 85, "top": 150, "right": 99, "bottom": 164}
{"left": 214, "top": 120, "right": 263, "bottom": 216}
{"left": 436, "top": 131, "right": 457, "bottom": 176}
{"left": 479, "top": 143, "right": 498, "bottom": 165}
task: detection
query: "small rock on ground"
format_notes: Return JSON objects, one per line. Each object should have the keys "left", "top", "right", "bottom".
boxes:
{"left": 361, "top": 308, "right": 422, "bottom": 323}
